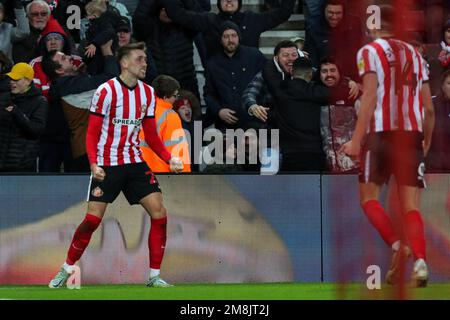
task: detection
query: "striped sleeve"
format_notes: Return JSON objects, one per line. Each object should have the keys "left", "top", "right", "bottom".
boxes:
{"left": 357, "top": 45, "right": 377, "bottom": 77}
{"left": 419, "top": 54, "right": 429, "bottom": 82}
{"left": 90, "top": 83, "right": 110, "bottom": 115}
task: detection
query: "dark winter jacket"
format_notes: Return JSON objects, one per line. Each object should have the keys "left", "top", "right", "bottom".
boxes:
{"left": 133, "top": 0, "right": 201, "bottom": 97}
{"left": 86, "top": 11, "right": 118, "bottom": 48}
{"left": 161, "top": 0, "right": 295, "bottom": 57}
{"left": 12, "top": 25, "right": 41, "bottom": 64}
{"left": 304, "top": 11, "right": 364, "bottom": 80}
{"left": 37, "top": 16, "right": 73, "bottom": 55}
{"left": 0, "top": 83, "right": 48, "bottom": 171}
{"left": 205, "top": 45, "right": 267, "bottom": 130}
{"left": 262, "top": 61, "right": 329, "bottom": 153}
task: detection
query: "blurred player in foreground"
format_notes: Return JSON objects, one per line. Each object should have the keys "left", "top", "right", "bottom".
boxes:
{"left": 49, "top": 42, "right": 183, "bottom": 288}
{"left": 341, "top": 5, "right": 435, "bottom": 288}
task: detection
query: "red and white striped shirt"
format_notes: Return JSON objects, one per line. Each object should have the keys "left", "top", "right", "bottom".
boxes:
{"left": 357, "top": 38, "right": 429, "bottom": 133}
{"left": 89, "top": 77, "right": 156, "bottom": 166}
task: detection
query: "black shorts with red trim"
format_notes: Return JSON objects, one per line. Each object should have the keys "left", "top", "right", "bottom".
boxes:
{"left": 87, "top": 162, "right": 162, "bottom": 205}
{"left": 358, "top": 131, "right": 426, "bottom": 188}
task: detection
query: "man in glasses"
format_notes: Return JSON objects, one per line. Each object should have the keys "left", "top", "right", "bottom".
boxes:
{"left": 13, "top": 0, "right": 69, "bottom": 64}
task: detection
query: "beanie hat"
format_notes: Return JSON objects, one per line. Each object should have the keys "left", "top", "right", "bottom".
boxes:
{"left": 219, "top": 21, "right": 241, "bottom": 39}
{"left": 44, "top": 32, "right": 65, "bottom": 43}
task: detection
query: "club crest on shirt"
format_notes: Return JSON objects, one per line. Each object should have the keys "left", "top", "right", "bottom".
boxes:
{"left": 91, "top": 187, "right": 103, "bottom": 197}
{"left": 357, "top": 59, "right": 365, "bottom": 71}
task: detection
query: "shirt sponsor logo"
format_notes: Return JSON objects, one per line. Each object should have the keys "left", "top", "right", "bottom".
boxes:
{"left": 112, "top": 118, "right": 142, "bottom": 126}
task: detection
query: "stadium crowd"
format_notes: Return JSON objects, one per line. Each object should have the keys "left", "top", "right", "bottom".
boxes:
{"left": 0, "top": 0, "right": 449, "bottom": 173}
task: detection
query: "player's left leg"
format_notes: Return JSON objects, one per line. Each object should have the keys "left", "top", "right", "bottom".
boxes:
{"left": 140, "top": 192, "right": 173, "bottom": 287}
{"left": 398, "top": 185, "right": 428, "bottom": 287}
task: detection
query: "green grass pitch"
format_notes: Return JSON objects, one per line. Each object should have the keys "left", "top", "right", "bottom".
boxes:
{"left": 1, "top": 283, "right": 450, "bottom": 300}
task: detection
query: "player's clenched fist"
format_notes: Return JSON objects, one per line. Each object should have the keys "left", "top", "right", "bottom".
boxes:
{"left": 169, "top": 156, "right": 183, "bottom": 173}
{"left": 340, "top": 140, "right": 360, "bottom": 160}
{"left": 90, "top": 163, "right": 106, "bottom": 181}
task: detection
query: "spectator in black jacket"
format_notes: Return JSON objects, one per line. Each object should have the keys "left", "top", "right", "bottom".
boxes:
{"left": 244, "top": 40, "right": 300, "bottom": 128}
{"left": 304, "top": 0, "right": 364, "bottom": 81}
{"left": 263, "top": 57, "right": 329, "bottom": 172}
{"left": 161, "top": 0, "right": 295, "bottom": 58}
{"left": 204, "top": 21, "right": 267, "bottom": 131}
{"left": 133, "top": 0, "right": 200, "bottom": 98}
{"left": 84, "top": 0, "right": 118, "bottom": 75}
{"left": 40, "top": 40, "right": 119, "bottom": 172}
{"left": 0, "top": 62, "right": 48, "bottom": 172}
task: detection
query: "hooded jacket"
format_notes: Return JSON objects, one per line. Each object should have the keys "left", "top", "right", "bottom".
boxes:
{"left": 0, "top": 84, "right": 48, "bottom": 171}
{"left": 161, "top": 0, "right": 295, "bottom": 57}
{"left": 30, "top": 18, "right": 81, "bottom": 99}
{"left": 12, "top": 17, "right": 70, "bottom": 64}
{"left": 204, "top": 23, "right": 267, "bottom": 130}
{"left": 262, "top": 60, "right": 329, "bottom": 153}
{"left": 133, "top": 0, "right": 201, "bottom": 97}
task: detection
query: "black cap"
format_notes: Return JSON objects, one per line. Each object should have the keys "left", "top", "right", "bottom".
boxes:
{"left": 117, "top": 16, "right": 131, "bottom": 33}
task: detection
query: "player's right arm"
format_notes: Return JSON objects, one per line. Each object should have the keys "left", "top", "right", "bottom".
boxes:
{"left": 86, "top": 84, "right": 111, "bottom": 181}
{"left": 341, "top": 73, "right": 378, "bottom": 159}
{"left": 341, "top": 46, "right": 378, "bottom": 159}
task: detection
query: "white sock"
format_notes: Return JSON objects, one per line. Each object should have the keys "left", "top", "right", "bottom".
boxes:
{"left": 150, "top": 268, "right": 160, "bottom": 278}
{"left": 62, "top": 262, "right": 71, "bottom": 272}
{"left": 391, "top": 240, "right": 400, "bottom": 252}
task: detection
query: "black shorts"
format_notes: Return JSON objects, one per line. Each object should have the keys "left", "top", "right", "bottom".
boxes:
{"left": 87, "top": 162, "right": 162, "bottom": 205}
{"left": 358, "top": 131, "right": 426, "bottom": 188}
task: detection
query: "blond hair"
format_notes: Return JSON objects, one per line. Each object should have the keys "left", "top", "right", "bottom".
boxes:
{"left": 85, "top": 0, "right": 107, "bottom": 16}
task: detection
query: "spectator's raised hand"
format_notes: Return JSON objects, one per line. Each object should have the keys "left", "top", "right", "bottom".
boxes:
{"left": 85, "top": 44, "right": 97, "bottom": 58}
{"left": 218, "top": 108, "right": 238, "bottom": 125}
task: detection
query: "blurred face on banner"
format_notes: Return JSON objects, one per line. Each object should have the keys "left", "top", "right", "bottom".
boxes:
{"left": 28, "top": 3, "right": 50, "bottom": 30}
{"left": 325, "top": 4, "right": 344, "bottom": 28}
